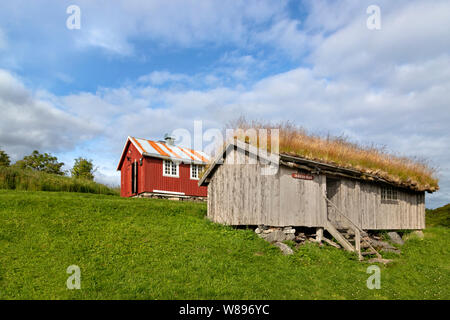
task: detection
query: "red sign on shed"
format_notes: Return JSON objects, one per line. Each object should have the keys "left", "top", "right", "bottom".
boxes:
{"left": 291, "top": 172, "right": 314, "bottom": 180}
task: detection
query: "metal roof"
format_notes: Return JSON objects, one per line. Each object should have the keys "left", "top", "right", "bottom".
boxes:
{"left": 126, "top": 136, "right": 209, "bottom": 165}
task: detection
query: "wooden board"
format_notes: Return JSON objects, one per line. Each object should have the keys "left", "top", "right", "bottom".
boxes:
{"left": 327, "top": 177, "right": 425, "bottom": 230}
{"left": 207, "top": 148, "right": 327, "bottom": 226}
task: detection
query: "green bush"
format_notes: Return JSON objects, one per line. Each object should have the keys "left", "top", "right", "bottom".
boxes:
{"left": 14, "top": 150, "right": 65, "bottom": 175}
{"left": 0, "top": 149, "right": 10, "bottom": 167}
{"left": 0, "top": 166, "right": 118, "bottom": 195}
{"left": 71, "top": 157, "right": 95, "bottom": 180}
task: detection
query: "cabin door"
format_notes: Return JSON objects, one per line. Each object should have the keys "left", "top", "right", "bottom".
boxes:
{"left": 131, "top": 160, "right": 138, "bottom": 195}
{"left": 326, "top": 177, "right": 341, "bottom": 225}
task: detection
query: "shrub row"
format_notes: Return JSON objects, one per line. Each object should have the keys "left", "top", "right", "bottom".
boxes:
{"left": 0, "top": 166, "right": 118, "bottom": 195}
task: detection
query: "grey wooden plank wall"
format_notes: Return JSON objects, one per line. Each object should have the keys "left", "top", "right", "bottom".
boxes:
{"left": 207, "top": 149, "right": 327, "bottom": 227}
{"left": 328, "top": 177, "right": 425, "bottom": 230}
{"left": 207, "top": 149, "right": 425, "bottom": 230}
{"left": 208, "top": 148, "right": 281, "bottom": 225}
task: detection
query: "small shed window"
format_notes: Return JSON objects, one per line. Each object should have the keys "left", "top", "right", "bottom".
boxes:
{"left": 190, "top": 164, "right": 203, "bottom": 180}
{"left": 381, "top": 186, "right": 398, "bottom": 202}
{"left": 163, "top": 160, "right": 179, "bottom": 177}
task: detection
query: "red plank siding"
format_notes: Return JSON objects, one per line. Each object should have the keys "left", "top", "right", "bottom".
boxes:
{"left": 143, "top": 157, "right": 207, "bottom": 197}
{"left": 120, "top": 141, "right": 145, "bottom": 197}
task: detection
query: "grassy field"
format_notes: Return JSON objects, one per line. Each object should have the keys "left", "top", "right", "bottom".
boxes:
{"left": 426, "top": 204, "right": 450, "bottom": 228}
{"left": 0, "top": 190, "right": 448, "bottom": 299}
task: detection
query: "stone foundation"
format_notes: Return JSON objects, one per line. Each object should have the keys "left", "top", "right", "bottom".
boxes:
{"left": 255, "top": 226, "right": 296, "bottom": 243}
{"left": 133, "top": 192, "right": 207, "bottom": 202}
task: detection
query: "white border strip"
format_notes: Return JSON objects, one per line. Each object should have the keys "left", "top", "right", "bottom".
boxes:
{"left": 152, "top": 189, "right": 185, "bottom": 195}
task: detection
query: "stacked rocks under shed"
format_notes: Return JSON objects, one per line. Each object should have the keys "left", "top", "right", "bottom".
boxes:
{"left": 255, "top": 226, "right": 406, "bottom": 258}
{"left": 255, "top": 226, "right": 319, "bottom": 255}
{"left": 255, "top": 226, "right": 296, "bottom": 243}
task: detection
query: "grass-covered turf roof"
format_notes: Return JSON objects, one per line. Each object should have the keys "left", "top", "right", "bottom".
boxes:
{"left": 226, "top": 118, "right": 438, "bottom": 193}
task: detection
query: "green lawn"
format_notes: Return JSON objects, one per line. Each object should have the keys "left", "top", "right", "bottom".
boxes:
{"left": 0, "top": 190, "right": 448, "bottom": 299}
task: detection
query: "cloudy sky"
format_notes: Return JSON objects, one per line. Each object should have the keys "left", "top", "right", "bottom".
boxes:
{"left": 0, "top": 0, "right": 449, "bottom": 208}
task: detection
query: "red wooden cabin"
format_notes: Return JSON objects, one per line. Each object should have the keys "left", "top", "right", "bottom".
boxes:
{"left": 117, "top": 135, "right": 209, "bottom": 199}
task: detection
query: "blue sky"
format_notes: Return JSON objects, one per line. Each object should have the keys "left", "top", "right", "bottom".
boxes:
{"left": 0, "top": 0, "right": 449, "bottom": 208}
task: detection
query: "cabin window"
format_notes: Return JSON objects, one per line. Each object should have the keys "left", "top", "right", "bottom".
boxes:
{"left": 163, "top": 160, "right": 179, "bottom": 177}
{"left": 381, "top": 186, "right": 398, "bottom": 202}
{"left": 190, "top": 164, "right": 203, "bottom": 180}
{"left": 190, "top": 164, "right": 199, "bottom": 179}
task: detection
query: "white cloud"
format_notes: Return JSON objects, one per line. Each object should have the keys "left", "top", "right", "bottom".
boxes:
{"left": 219, "top": 53, "right": 257, "bottom": 66}
{"left": 255, "top": 19, "right": 311, "bottom": 58}
{"left": 67, "top": 0, "right": 291, "bottom": 55}
{"left": 0, "top": 0, "right": 302, "bottom": 57}
{"left": 311, "top": 0, "right": 450, "bottom": 79}
{"left": 138, "top": 71, "right": 190, "bottom": 85}
{"left": 0, "top": 69, "right": 100, "bottom": 160}
{"left": 79, "top": 28, "right": 134, "bottom": 55}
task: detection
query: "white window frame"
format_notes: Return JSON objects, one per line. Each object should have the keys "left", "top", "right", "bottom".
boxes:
{"left": 190, "top": 164, "right": 200, "bottom": 180}
{"left": 163, "top": 160, "right": 179, "bottom": 178}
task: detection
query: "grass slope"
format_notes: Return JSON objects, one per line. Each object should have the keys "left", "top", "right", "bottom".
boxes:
{"left": 0, "top": 190, "right": 448, "bottom": 299}
{"left": 426, "top": 204, "right": 450, "bottom": 228}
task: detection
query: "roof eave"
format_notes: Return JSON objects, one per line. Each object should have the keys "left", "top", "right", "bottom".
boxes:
{"left": 116, "top": 136, "right": 146, "bottom": 171}
{"left": 142, "top": 152, "right": 207, "bottom": 165}
{"left": 280, "top": 153, "right": 435, "bottom": 193}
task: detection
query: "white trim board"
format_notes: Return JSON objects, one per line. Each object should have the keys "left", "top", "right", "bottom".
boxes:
{"left": 152, "top": 190, "right": 185, "bottom": 195}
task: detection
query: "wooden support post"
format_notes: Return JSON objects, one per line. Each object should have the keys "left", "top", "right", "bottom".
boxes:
{"left": 355, "top": 228, "right": 362, "bottom": 261}
{"left": 316, "top": 227, "right": 324, "bottom": 244}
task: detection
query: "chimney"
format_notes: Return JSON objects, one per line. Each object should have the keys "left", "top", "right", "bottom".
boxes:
{"left": 164, "top": 133, "right": 176, "bottom": 146}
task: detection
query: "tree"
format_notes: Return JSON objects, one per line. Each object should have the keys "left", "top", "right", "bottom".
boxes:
{"left": 15, "top": 150, "right": 65, "bottom": 175}
{"left": 71, "top": 157, "right": 95, "bottom": 180}
{"left": 0, "top": 149, "right": 10, "bottom": 167}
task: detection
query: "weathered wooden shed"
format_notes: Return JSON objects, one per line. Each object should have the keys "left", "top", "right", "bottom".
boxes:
{"left": 199, "top": 140, "right": 433, "bottom": 256}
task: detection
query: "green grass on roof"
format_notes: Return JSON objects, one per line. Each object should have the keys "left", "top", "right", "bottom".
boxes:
{"left": 227, "top": 118, "right": 438, "bottom": 192}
